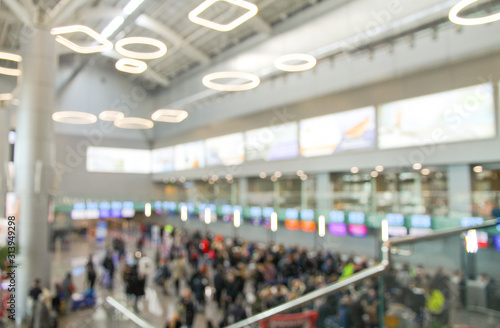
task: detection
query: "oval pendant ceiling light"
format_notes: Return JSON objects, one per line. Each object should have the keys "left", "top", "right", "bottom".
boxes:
{"left": 52, "top": 111, "right": 98, "bottom": 124}
{"left": 115, "top": 37, "right": 167, "bottom": 60}
{"left": 449, "top": 0, "right": 500, "bottom": 25}
{"left": 274, "top": 54, "right": 317, "bottom": 72}
{"left": 202, "top": 71, "right": 260, "bottom": 91}
{"left": 115, "top": 58, "right": 148, "bottom": 74}
{"left": 114, "top": 117, "right": 154, "bottom": 129}
{"left": 99, "top": 110, "right": 125, "bottom": 121}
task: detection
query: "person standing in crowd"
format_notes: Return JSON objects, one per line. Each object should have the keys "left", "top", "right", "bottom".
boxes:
{"left": 87, "top": 263, "right": 96, "bottom": 290}
{"left": 189, "top": 265, "right": 208, "bottom": 310}
{"left": 172, "top": 254, "right": 188, "bottom": 296}
{"left": 166, "top": 311, "right": 182, "bottom": 328}
{"left": 213, "top": 267, "right": 226, "bottom": 309}
{"left": 102, "top": 251, "right": 115, "bottom": 289}
{"left": 62, "top": 272, "right": 75, "bottom": 313}
{"left": 179, "top": 289, "right": 195, "bottom": 328}
{"left": 29, "top": 279, "right": 43, "bottom": 301}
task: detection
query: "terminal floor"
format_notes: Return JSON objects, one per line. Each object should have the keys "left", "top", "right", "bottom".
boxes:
{"left": 51, "top": 233, "right": 223, "bottom": 328}
{"left": 49, "top": 233, "right": 500, "bottom": 328}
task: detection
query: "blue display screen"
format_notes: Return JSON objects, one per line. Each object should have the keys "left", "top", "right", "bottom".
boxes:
{"left": 285, "top": 208, "right": 299, "bottom": 219}
{"left": 349, "top": 212, "right": 365, "bottom": 224}
{"left": 386, "top": 213, "right": 405, "bottom": 226}
{"left": 301, "top": 209, "right": 314, "bottom": 221}
{"left": 411, "top": 215, "right": 431, "bottom": 228}
{"left": 330, "top": 211, "right": 345, "bottom": 223}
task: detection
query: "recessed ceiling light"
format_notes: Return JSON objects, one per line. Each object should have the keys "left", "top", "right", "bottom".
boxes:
{"left": 52, "top": 111, "right": 98, "bottom": 124}
{"left": 371, "top": 171, "right": 379, "bottom": 178}
{"left": 114, "top": 117, "right": 154, "bottom": 129}
{"left": 274, "top": 54, "right": 317, "bottom": 72}
{"left": 473, "top": 165, "right": 483, "bottom": 173}
{"left": 296, "top": 170, "right": 304, "bottom": 176}
{"left": 350, "top": 167, "right": 359, "bottom": 174}
{"left": 99, "top": 110, "right": 125, "bottom": 121}
{"left": 375, "top": 165, "right": 384, "bottom": 172}
{"left": 188, "top": 0, "right": 258, "bottom": 32}
{"left": 259, "top": 172, "right": 267, "bottom": 179}
{"left": 0, "top": 93, "right": 13, "bottom": 101}
{"left": 421, "top": 168, "right": 431, "bottom": 176}
{"left": 300, "top": 174, "right": 308, "bottom": 181}
{"left": 449, "top": 0, "right": 500, "bottom": 25}
{"left": 412, "top": 163, "right": 422, "bottom": 170}
{"left": 0, "top": 52, "right": 22, "bottom": 76}
{"left": 202, "top": 71, "right": 260, "bottom": 91}
{"left": 50, "top": 25, "right": 113, "bottom": 54}
{"left": 151, "top": 109, "right": 188, "bottom": 123}
{"left": 274, "top": 171, "right": 282, "bottom": 178}
{"left": 115, "top": 37, "right": 167, "bottom": 60}
{"left": 115, "top": 58, "right": 148, "bottom": 74}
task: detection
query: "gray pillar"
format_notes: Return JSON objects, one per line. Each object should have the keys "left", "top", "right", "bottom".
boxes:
{"left": 447, "top": 165, "right": 472, "bottom": 218}
{"left": 14, "top": 27, "right": 56, "bottom": 323}
{"left": 238, "top": 177, "right": 248, "bottom": 207}
{"left": 315, "top": 173, "right": 332, "bottom": 212}
{"left": 0, "top": 106, "right": 9, "bottom": 217}
{"left": 301, "top": 180, "right": 308, "bottom": 209}
{"left": 273, "top": 180, "right": 280, "bottom": 209}
{"left": 230, "top": 180, "right": 237, "bottom": 205}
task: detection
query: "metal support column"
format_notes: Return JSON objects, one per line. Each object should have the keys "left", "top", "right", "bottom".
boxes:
{"left": 14, "top": 27, "right": 56, "bottom": 323}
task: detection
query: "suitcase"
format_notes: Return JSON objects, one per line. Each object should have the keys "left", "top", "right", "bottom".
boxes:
{"left": 71, "top": 289, "right": 96, "bottom": 310}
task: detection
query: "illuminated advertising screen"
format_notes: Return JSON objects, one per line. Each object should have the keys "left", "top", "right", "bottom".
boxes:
{"left": 461, "top": 217, "right": 483, "bottom": 228}
{"left": 300, "top": 209, "right": 316, "bottom": 232}
{"left": 249, "top": 206, "right": 263, "bottom": 226}
{"left": 348, "top": 212, "right": 366, "bottom": 237}
{"left": 99, "top": 202, "right": 111, "bottom": 218}
{"left": 388, "top": 226, "right": 408, "bottom": 237}
{"left": 71, "top": 202, "right": 86, "bottom": 220}
{"left": 262, "top": 207, "right": 274, "bottom": 228}
{"left": 330, "top": 211, "right": 345, "bottom": 223}
{"left": 493, "top": 235, "right": 500, "bottom": 252}
{"left": 329, "top": 223, "right": 347, "bottom": 236}
{"left": 87, "top": 146, "right": 151, "bottom": 174}
{"left": 86, "top": 202, "right": 99, "bottom": 219}
{"left": 411, "top": 215, "right": 432, "bottom": 229}
{"left": 409, "top": 228, "right": 433, "bottom": 236}
{"left": 111, "top": 201, "right": 122, "bottom": 218}
{"left": 122, "top": 201, "right": 135, "bottom": 218}
{"left": 348, "top": 224, "right": 367, "bottom": 237}
{"left": 477, "top": 231, "right": 488, "bottom": 249}
{"left": 151, "top": 146, "right": 174, "bottom": 173}
{"left": 285, "top": 208, "right": 299, "bottom": 231}
{"left": 378, "top": 84, "right": 495, "bottom": 150}
{"left": 386, "top": 213, "right": 405, "bottom": 226}
{"left": 205, "top": 133, "right": 245, "bottom": 166}
{"left": 300, "top": 107, "right": 376, "bottom": 157}
{"left": 222, "top": 205, "right": 233, "bottom": 223}
{"left": 245, "top": 122, "right": 299, "bottom": 161}
{"left": 174, "top": 141, "right": 205, "bottom": 170}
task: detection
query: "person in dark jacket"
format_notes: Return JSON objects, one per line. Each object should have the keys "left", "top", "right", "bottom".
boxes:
{"left": 87, "top": 264, "right": 96, "bottom": 290}
{"left": 102, "top": 251, "right": 115, "bottom": 289}
{"left": 213, "top": 267, "right": 226, "bottom": 309}
{"left": 189, "top": 266, "right": 207, "bottom": 310}
{"left": 316, "top": 294, "right": 339, "bottom": 328}
{"left": 180, "top": 289, "right": 195, "bottom": 328}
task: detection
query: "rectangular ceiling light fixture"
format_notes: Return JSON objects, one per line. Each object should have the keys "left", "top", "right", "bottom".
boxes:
{"left": 151, "top": 109, "right": 188, "bottom": 123}
{"left": 51, "top": 25, "right": 113, "bottom": 54}
{"left": 189, "top": 0, "right": 258, "bottom": 32}
{"left": 0, "top": 52, "right": 22, "bottom": 76}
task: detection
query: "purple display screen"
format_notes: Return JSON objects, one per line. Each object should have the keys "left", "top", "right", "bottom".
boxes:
{"left": 348, "top": 224, "right": 367, "bottom": 237}
{"left": 493, "top": 235, "right": 500, "bottom": 252}
{"left": 328, "top": 222, "right": 347, "bottom": 236}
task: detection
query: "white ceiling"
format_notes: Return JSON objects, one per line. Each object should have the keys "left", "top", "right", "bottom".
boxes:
{"left": 1, "top": 0, "right": 500, "bottom": 142}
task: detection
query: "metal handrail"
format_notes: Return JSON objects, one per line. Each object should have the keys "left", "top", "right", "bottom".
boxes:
{"left": 105, "top": 296, "right": 156, "bottom": 328}
{"left": 225, "top": 219, "right": 499, "bottom": 328}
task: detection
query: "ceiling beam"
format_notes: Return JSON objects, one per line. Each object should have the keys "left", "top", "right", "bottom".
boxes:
{"left": 78, "top": 7, "right": 123, "bottom": 21}
{"left": 49, "top": 0, "right": 88, "bottom": 26}
{"left": 0, "top": 22, "right": 11, "bottom": 47}
{"left": 20, "top": 0, "right": 37, "bottom": 19}
{"left": 251, "top": 15, "right": 272, "bottom": 34}
{"left": 135, "top": 14, "right": 211, "bottom": 65}
{"left": 3, "top": 0, "right": 33, "bottom": 26}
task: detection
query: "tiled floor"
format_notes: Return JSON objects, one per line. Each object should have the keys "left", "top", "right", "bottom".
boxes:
{"left": 52, "top": 232, "right": 223, "bottom": 328}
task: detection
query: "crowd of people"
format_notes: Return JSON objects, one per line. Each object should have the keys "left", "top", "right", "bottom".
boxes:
{"left": 24, "top": 227, "right": 500, "bottom": 328}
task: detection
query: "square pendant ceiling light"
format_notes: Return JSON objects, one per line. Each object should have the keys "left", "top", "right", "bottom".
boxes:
{"left": 151, "top": 109, "right": 188, "bottom": 123}
{"left": 188, "top": 0, "right": 258, "bottom": 32}
{"left": 50, "top": 25, "right": 113, "bottom": 54}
